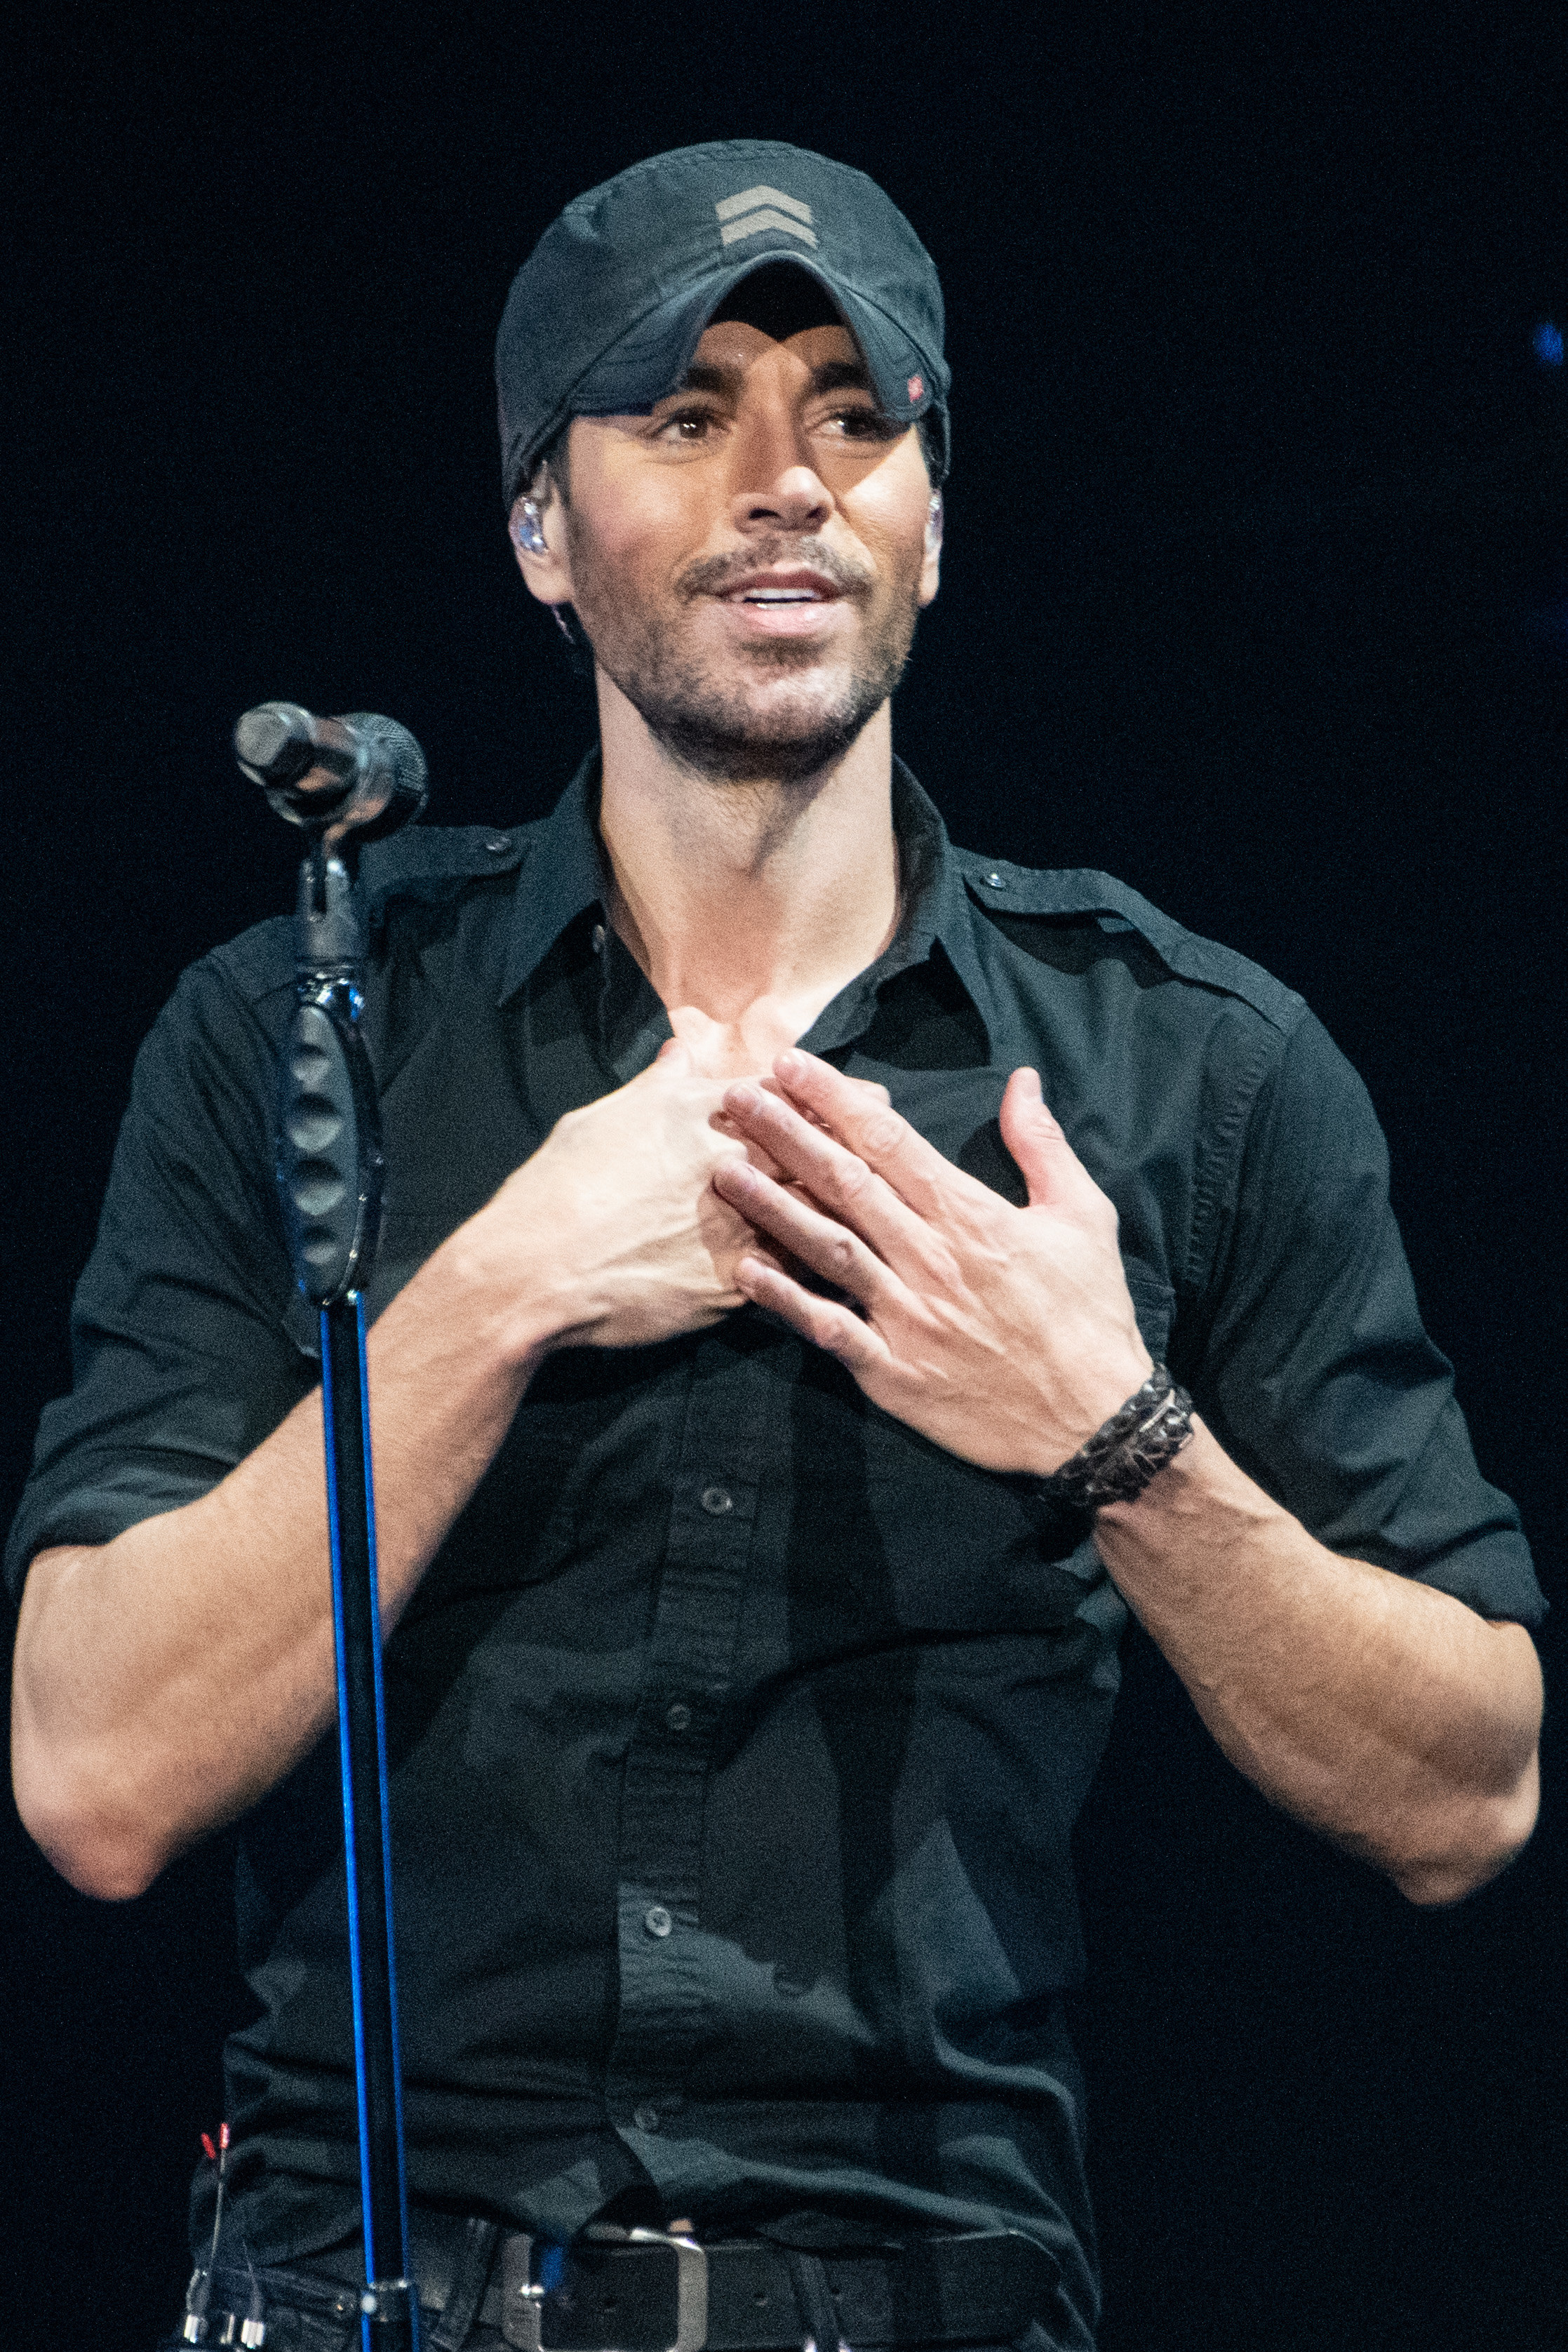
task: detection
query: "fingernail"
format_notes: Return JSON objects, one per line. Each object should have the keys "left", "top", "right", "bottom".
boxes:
{"left": 775, "top": 1049, "right": 803, "bottom": 1078}
{"left": 726, "top": 1082, "right": 761, "bottom": 1111}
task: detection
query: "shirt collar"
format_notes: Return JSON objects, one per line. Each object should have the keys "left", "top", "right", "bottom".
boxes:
{"left": 499, "top": 749, "right": 610, "bottom": 1003}
{"left": 497, "top": 746, "right": 1000, "bottom": 1049}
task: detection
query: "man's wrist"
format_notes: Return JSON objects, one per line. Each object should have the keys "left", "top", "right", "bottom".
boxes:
{"left": 1035, "top": 1364, "right": 1195, "bottom": 1511}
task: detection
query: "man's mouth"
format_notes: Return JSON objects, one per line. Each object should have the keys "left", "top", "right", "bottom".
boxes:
{"left": 717, "top": 568, "right": 845, "bottom": 608}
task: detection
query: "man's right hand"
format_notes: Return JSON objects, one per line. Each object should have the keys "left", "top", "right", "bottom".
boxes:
{"left": 467, "top": 1038, "right": 766, "bottom": 1356}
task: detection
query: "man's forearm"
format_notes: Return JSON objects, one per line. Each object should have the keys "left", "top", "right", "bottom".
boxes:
{"left": 1093, "top": 1421, "right": 1543, "bottom": 1904}
{"left": 11, "top": 1229, "right": 544, "bottom": 1901}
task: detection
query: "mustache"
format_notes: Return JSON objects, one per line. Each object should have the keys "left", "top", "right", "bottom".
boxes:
{"left": 675, "top": 536, "right": 876, "bottom": 601}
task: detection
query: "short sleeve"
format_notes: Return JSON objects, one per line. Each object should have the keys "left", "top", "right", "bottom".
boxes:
{"left": 4, "top": 951, "right": 316, "bottom": 1603}
{"left": 1183, "top": 1009, "right": 1545, "bottom": 1627}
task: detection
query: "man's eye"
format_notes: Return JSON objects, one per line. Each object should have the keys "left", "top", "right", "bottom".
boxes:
{"left": 822, "top": 407, "right": 900, "bottom": 441}
{"left": 655, "top": 409, "right": 718, "bottom": 442}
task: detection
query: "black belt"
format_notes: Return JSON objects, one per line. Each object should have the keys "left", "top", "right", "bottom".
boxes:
{"left": 264, "top": 2216, "right": 1059, "bottom": 2352}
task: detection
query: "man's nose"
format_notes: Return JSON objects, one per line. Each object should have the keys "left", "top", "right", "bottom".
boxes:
{"left": 729, "top": 462, "right": 833, "bottom": 537}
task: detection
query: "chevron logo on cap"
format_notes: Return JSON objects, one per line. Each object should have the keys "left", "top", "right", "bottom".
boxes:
{"left": 714, "top": 186, "right": 818, "bottom": 248}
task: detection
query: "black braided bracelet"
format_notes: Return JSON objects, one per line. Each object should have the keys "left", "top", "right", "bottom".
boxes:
{"left": 1036, "top": 1363, "right": 1195, "bottom": 1509}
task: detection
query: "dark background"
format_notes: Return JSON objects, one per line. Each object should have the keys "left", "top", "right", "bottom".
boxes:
{"left": 3, "top": 4, "right": 1563, "bottom": 2346}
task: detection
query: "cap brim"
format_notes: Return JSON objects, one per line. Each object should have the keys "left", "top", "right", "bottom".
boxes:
{"left": 530, "top": 252, "right": 946, "bottom": 480}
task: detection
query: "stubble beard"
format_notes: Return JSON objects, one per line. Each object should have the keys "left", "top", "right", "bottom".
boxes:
{"left": 566, "top": 528, "right": 923, "bottom": 786}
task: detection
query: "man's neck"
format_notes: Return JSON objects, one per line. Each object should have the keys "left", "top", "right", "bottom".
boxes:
{"left": 594, "top": 674, "right": 901, "bottom": 1076}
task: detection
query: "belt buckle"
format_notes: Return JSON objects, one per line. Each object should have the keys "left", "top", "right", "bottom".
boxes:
{"left": 501, "top": 2226, "right": 709, "bottom": 2352}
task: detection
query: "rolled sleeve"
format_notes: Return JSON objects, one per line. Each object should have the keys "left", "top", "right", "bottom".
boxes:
{"left": 1186, "top": 1010, "right": 1544, "bottom": 1627}
{"left": 4, "top": 949, "right": 314, "bottom": 1603}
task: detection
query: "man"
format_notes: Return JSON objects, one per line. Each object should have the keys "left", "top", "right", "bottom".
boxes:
{"left": 6, "top": 142, "right": 1544, "bottom": 2352}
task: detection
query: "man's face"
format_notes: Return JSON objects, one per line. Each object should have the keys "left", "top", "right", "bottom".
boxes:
{"left": 516, "top": 315, "right": 941, "bottom": 782}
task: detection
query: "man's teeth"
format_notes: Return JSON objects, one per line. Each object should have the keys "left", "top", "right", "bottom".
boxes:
{"left": 742, "top": 589, "right": 821, "bottom": 602}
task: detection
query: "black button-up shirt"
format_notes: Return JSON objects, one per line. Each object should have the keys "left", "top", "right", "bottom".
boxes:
{"left": 5, "top": 758, "right": 1542, "bottom": 2346}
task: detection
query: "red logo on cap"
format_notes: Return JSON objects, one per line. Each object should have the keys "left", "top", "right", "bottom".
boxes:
{"left": 907, "top": 374, "right": 924, "bottom": 402}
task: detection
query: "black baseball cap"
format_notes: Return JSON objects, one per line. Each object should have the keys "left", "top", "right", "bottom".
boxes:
{"left": 495, "top": 140, "right": 950, "bottom": 505}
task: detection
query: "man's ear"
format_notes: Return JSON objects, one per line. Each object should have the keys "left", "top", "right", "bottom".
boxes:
{"left": 918, "top": 489, "right": 944, "bottom": 607}
{"left": 507, "top": 477, "right": 575, "bottom": 607}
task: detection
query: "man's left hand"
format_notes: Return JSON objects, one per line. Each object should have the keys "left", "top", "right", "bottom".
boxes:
{"left": 713, "top": 1050, "right": 1152, "bottom": 1476}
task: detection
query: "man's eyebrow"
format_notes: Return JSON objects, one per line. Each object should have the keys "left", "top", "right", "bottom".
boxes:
{"left": 669, "top": 355, "right": 878, "bottom": 399}
{"left": 675, "top": 361, "right": 734, "bottom": 396}
{"left": 809, "top": 357, "right": 875, "bottom": 395}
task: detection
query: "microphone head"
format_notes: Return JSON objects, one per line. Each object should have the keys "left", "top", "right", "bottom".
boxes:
{"left": 337, "top": 713, "right": 429, "bottom": 842}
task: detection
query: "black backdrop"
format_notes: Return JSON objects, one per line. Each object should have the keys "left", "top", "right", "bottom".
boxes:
{"left": 3, "top": 5, "right": 1563, "bottom": 2347}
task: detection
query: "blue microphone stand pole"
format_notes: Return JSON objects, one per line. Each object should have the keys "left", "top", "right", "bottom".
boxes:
{"left": 282, "top": 832, "right": 419, "bottom": 2352}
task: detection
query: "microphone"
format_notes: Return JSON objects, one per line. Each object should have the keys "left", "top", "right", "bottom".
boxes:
{"left": 234, "top": 702, "right": 429, "bottom": 841}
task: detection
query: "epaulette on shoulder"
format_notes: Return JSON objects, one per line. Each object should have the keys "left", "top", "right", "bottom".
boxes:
{"left": 953, "top": 846, "right": 1306, "bottom": 1037}
{"left": 357, "top": 818, "right": 530, "bottom": 915}
{"left": 205, "top": 822, "right": 537, "bottom": 1008}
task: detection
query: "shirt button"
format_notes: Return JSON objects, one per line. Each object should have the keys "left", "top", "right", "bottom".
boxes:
{"left": 700, "top": 1485, "right": 733, "bottom": 1516}
{"left": 634, "top": 2103, "right": 662, "bottom": 2133}
{"left": 591, "top": 922, "right": 606, "bottom": 953}
{"left": 665, "top": 1702, "right": 692, "bottom": 1733}
{"left": 484, "top": 834, "right": 510, "bottom": 855}
{"left": 986, "top": 870, "right": 1007, "bottom": 888}
{"left": 644, "top": 1904, "right": 674, "bottom": 1939}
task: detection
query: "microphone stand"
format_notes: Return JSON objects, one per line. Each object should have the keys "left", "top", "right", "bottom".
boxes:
{"left": 279, "top": 830, "right": 420, "bottom": 2352}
